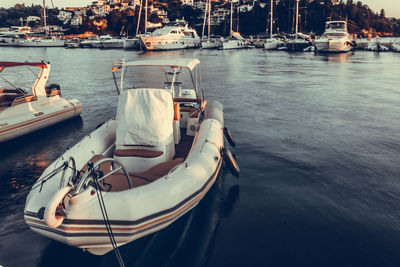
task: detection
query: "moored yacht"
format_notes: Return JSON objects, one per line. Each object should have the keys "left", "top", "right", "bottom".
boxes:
{"left": 314, "top": 21, "right": 354, "bottom": 52}
{"left": 139, "top": 24, "right": 200, "bottom": 51}
{"left": 0, "top": 61, "right": 82, "bottom": 143}
{"left": 263, "top": 0, "right": 284, "bottom": 50}
{"left": 221, "top": 0, "right": 247, "bottom": 50}
{"left": 221, "top": 32, "right": 247, "bottom": 50}
{"left": 18, "top": 37, "right": 65, "bottom": 47}
{"left": 0, "top": 31, "right": 25, "bottom": 46}
{"left": 201, "top": 0, "right": 221, "bottom": 49}
{"left": 101, "top": 36, "right": 125, "bottom": 49}
{"left": 80, "top": 36, "right": 100, "bottom": 48}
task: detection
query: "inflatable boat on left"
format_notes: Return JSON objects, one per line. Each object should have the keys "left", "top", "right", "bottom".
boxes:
{"left": 0, "top": 61, "right": 83, "bottom": 143}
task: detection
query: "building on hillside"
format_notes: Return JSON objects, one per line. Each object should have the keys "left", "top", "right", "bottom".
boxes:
{"left": 26, "top": 16, "right": 41, "bottom": 23}
{"left": 194, "top": 0, "right": 206, "bottom": 11}
{"left": 57, "top": 10, "right": 73, "bottom": 24}
{"left": 211, "top": 7, "right": 230, "bottom": 25}
{"left": 181, "top": 0, "right": 194, "bottom": 6}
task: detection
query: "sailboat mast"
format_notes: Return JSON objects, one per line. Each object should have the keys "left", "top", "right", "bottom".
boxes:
{"left": 202, "top": 0, "right": 208, "bottom": 38}
{"left": 136, "top": 0, "right": 143, "bottom": 35}
{"left": 236, "top": 6, "right": 239, "bottom": 32}
{"left": 270, "top": 0, "right": 273, "bottom": 38}
{"left": 43, "top": 0, "right": 48, "bottom": 35}
{"left": 295, "top": 0, "right": 299, "bottom": 35}
{"left": 144, "top": 0, "right": 148, "bottom": 34}
{"left": 230, "top": 0, "right": 233, "bottom": 35}
{"left": 208, "top": 0, "right": 211, "bottom": 40}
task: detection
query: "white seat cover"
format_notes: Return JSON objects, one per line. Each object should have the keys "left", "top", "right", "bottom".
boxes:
{"left": 116, "top": 89, "right": 174, "bottom": 147}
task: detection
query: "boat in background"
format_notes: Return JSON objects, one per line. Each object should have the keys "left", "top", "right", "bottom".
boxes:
{"left": 221, "top": 0, "right": 247, "bottom": 50}
{"left": 365, "top": 37, "right": 390, "bottom": 51}
{"left": 80, "top": 36, "right": 100, "bottom": 48}
{"left": 314, "top": 21, "right": 354, "bottom": 52}
{"left": 18, "top": 38, "right": 65, "bottom": 47}
{"left": 0, "top": 31, "right": 25, "bottom": 46}
{"left": 0, "top": 61, "right": 82, "bottom": 143}
{"left": 221, "top": 32, "right": 247, "bottom": 50}
{"left": 264, "top": 0, "right": 284, "bottom": 50}
{"left": 201, "top": 0, "right": 221, "bottom": 49}
{"left": 283, "top": 0, "right": 312, "bottom": 52}
{"left": 123, "top": 37, "right": 141, "bottom": 50}
{"left": 24, "top": 58, "right": 238, "bottom": 256}
{"left": 100, "top": 36, "right": 125, "bottom": 49}
{"left": 392, "top": 40, "right": 400, "bottom": 52}
{"left": 139, "top": 24, "right": 201, "bottom": 51}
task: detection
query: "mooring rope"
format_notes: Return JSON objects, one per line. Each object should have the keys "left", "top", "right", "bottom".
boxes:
{"left": 31, "top": 163, "right": 67, "bottom": 192}
{"left": 92, "top": 171, "right": 126, "bottom": 267}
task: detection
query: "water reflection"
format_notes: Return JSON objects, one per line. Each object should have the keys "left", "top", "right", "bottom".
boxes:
{"left": 316, "top": 52, "right": 354, "bottom": 62}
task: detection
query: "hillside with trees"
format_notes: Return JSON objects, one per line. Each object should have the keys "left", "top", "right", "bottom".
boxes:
{"left": 0, "top": 1, "right": 399, "bottom": 37}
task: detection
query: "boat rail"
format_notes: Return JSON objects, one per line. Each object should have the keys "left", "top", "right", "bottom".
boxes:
{"left": 11, "top": 94, "right": 37, "bottom": 107}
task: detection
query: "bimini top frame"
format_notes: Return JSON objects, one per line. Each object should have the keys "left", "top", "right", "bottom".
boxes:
{"left": 112, "top": 58, "right": 202, "bottom": 101}
{"left": 0, "top": 60, "right": 50, "bottom": 97}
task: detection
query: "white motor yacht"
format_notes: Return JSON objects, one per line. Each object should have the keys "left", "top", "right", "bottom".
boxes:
{"left": 24, "top": 58, "right": 239, "bottom": 256}
{"left": 0, "top": 61, "right": 82, "bottom": 143}
{"left": 139, "top": 25, "right": 201, "bottom": 51}
{"left": 315, "top": 21, "right": 354, "bottom": 53}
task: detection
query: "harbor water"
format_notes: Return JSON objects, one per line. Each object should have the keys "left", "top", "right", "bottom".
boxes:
{"left": 1, "top": 47, "right": 400, "bottom": 267}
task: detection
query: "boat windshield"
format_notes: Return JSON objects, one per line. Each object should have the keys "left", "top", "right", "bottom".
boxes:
{"left": 151, "top": 27, "right": 175, "bottom": 36}
{"left": 327, "top": 22, "right": 346, "bottom": 30}
{"left": 114, "top": 64, "right": 200, "bottom": 99}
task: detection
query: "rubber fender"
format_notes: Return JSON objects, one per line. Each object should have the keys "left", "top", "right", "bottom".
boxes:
{"left": 223, "top": 127, "right": 236, "bottom": 147}
{"left": 44, "top": 186, "right": 71, "bottom": 228}
{"left": 221, "top": 147, "right": 240, "bottom": 177}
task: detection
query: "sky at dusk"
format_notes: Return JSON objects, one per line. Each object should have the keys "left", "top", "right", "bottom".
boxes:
{"left": 1, "top": 0, "right": 400, "bottom": 18}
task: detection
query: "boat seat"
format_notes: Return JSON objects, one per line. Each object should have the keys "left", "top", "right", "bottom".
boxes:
{"left": 130, "top": 157, "right": 184, "bottom": 182}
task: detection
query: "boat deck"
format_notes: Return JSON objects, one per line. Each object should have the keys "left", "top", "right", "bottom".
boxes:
{"left": 80, "top": 128, "right": 194, "bottom": 192}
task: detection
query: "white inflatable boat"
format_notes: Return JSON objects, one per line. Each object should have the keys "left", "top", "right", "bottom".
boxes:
{"left": 24, "top": 58, "right": 238, "bottom": 256}
{"left": 0, "top": 61, "right": 82, "bottom": 143}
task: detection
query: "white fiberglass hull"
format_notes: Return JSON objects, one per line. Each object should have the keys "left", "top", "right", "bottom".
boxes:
{"left": 264, "top": 38, "right": 284, "bottom": 50}
{"left": 315, "top": 38, "right": 352, "bottom": 52}
{"left": 18, "top": 39, "right": 65, "bottom": 47}
{"left": 140, "top": 36, "right": 201, "bottom": 51}
{"left": 24, "top": 104, "right": 224, "bottom": 255}
{"left": 101, "top": 40, "right": 124, "bottom": 49}
{"left": 123, "top": 38, "right": 140, "bottom": 49}
{"left": 221, "top": 39, "right": 247, "bottom": 50}
{"left": 201, "top": 40, "right": 220, "bottom": 49}
{"left": 0, "top": 96, "right": 82, "bottom": 143}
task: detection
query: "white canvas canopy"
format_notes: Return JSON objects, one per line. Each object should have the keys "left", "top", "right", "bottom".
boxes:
{"left": 116, "top": 89, "right": 174, "bottom": 147}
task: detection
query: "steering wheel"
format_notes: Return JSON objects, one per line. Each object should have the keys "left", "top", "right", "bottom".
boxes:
{"left": 60, "top": 157, "right": 76, "bottom": 188}
{"left": 74, "top": 158, "right": 132, "bottom": 193}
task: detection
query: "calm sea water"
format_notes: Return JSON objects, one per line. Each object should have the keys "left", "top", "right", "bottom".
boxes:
{"left": 1, "top": 47, "right": 400, "bottom": 267}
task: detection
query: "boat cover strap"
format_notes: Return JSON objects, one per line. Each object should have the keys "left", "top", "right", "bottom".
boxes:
{"left": 114, "top": 149, "right": 163, "bottom": 158}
